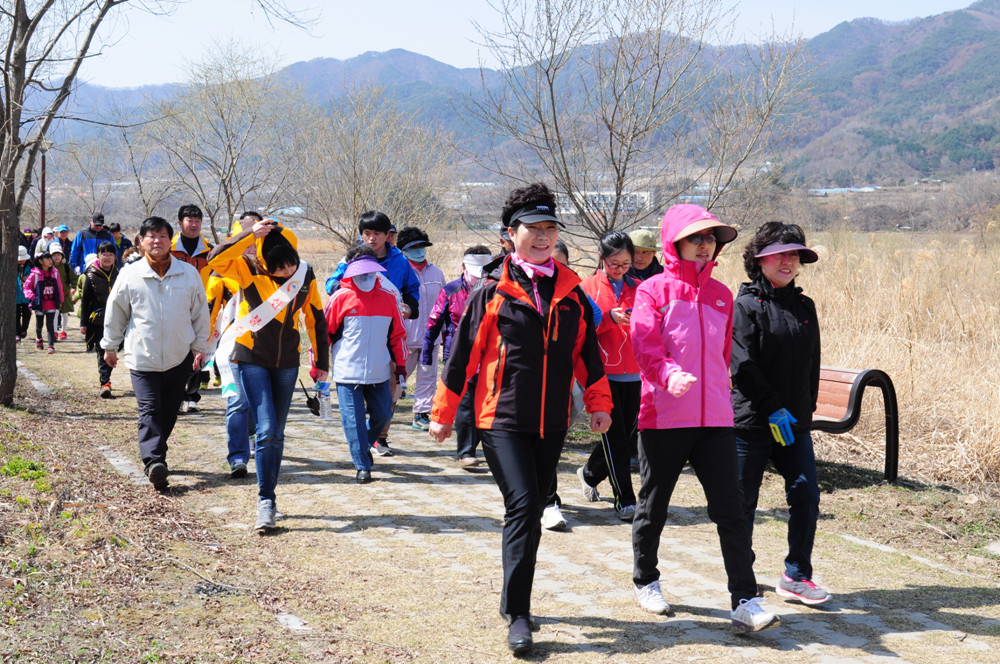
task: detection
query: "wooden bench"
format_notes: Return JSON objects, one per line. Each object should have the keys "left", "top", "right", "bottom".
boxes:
{"left": 812, "top": 367, "right": 900, "bottom": 482}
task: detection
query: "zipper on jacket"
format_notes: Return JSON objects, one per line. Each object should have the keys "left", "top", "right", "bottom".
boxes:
{"left": 491, "top": 338, "right": 506, "bottom": 397}
{"left": 698, "top": 284, "right": 707, "bottom": 427}
{"left": 539, "top": 304, "right": 555, "bottom": 438}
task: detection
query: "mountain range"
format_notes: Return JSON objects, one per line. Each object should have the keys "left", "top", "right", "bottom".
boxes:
{"left": 72, "top": 0, "right": 1000, "bottom": 187}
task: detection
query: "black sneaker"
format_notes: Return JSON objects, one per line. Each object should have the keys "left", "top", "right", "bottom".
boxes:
{"left": 372, "top": 438, "right": 393, "bottom": 457}
{"left": 230, "top": 462, "right": 248, "bottom": 479}
{"left": 147, "top": 462, "right": 169, "bottom": 491}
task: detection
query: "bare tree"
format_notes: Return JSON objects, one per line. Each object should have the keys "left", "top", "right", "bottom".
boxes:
{"left": 0, "top": 0, "right": 311, "bottom": 406}
{"left": 107, "top": 100, "right": 180, "bottom": 218}
{"left": 148, "top": 42, "right": 310, "bottom": 241}
{"left": 296, "top": 82, "right": 457, "bottom": 247}
{"left": 468, "top": 0, "right": 811, "bottom": 243}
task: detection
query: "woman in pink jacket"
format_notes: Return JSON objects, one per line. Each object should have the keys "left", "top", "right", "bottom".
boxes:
{"left": 629, "top": 204, "right": 779, "bottom": 634}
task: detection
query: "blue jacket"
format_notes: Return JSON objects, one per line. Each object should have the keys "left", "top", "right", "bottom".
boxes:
{"left": 69, "top": 227, "right": 114, "bottom": 275}
{"left": 325, "top": 245, "right": 420, "bottom": 318}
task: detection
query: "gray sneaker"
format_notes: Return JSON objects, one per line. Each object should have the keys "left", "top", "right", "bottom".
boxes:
{"left": 616, "top": 504, "right": 636, "bottom": 522}
{"left": 776, "top": 574, "right": 831, "bottom": 605}
{"left": 577, "top": 466, "right": 599, "bottom": 502}
{"left": 255, "top": 499, "right": 277, "bottom": 532}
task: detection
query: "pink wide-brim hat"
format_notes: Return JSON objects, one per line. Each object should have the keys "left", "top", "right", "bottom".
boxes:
{"left": 754, "top": 242, "right": 818, "bottom": 264}
{"left": 343, "top": 255, "right": 387, "bottom": 278}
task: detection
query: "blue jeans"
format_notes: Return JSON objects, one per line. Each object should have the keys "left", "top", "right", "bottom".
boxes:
{"left": 337, "top": 381, "right": 393, "bottom": 471}
{"left": 735, "top": 429, "right": 820, "bottom": 581}
{"left": 238, "top": 363, "right": 298, "bottom": 501}
{"left": 225, "top": 358, "right": 254, "bottom": 467}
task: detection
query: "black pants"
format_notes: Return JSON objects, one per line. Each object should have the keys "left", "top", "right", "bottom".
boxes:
{"left": 96, "top": 346, "right": 113, "bottom": 385}
{"left": 16, "top": 303, "right": 30, "bottom": 338}
{"left": 582, "top": 379, "right": 639, "bottom": 509}
{"left": 481, "top": 428, "right": 566, "bottom": 617}
{"left": 632, "top": 427, "right": 759, "bottom": 609}
{"left": 130, "top": 353, "right": 192, "bottom": 471}
{"left": 184, "top": 368, "right": 206, "bottom": 403}
{"left": 34, "top": 311, "right": 56, "bottom": 347}
{"left": 454, "top": 378, "right": 481, "bottom": 458}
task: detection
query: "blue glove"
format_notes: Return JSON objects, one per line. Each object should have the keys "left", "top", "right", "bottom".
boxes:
{"left": 768, "top": 408, "right": 798, "bottom": 446}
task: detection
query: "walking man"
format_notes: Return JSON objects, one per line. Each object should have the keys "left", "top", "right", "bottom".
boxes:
{"left": 102, "top": 216, "right": 210, "bottom": 491}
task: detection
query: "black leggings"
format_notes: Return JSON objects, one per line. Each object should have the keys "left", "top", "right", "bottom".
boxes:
{"left": 16, "top": 303, "right": 31, "bottom": 338}
{"left": 34, "top": 311, "right": 56, "bottom": 347}
{"left": 481, "top": 428, "right": 566, "bottom": 618}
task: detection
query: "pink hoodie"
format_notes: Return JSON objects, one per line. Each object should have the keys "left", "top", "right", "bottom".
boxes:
{"left": 630, "top": 204, "right": 736, "bottom": 430}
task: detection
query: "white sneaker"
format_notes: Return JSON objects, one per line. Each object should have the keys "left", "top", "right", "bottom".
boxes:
{"left": 730, "top": 597, "right": 780, "bottom": 634}
{"left": 577, "top": 466, "right": 599, "bottom": 502}
{"left": 541, "top": 504, "right": 567, "bottom": 530}
{"left": 634, "top": 580, "right": 670, "bottom": 614}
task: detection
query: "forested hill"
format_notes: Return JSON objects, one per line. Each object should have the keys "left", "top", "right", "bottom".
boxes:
{"left": 793, "top": 0, "right": 1000, "bottom": 185}
{"left": 73, "top": 1, "right": 1000, "bottom": 186}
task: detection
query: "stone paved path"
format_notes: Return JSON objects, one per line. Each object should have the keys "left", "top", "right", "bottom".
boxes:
{"left": 20, "top": 344, "right": 999, "bottom": 663}
{"left": 149, "top": 383, "right": 999, "bottom": 664}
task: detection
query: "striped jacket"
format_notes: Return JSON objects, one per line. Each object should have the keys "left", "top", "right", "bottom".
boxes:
{"left": 325, "top": 279, "right": 408, "bottom": 385}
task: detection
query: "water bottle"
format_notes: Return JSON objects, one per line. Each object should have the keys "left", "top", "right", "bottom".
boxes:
{"left": 316, "top": 381, "right": 331, "bottom": 419}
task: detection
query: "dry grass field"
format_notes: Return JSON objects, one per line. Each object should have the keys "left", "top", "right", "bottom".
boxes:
{"left": 297, "top": 226, "right": 1000, "bottom": 491}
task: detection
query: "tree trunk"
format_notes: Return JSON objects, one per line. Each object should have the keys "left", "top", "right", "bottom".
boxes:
{"left": 0, "top": 179, "right": 21, "bottom": 406}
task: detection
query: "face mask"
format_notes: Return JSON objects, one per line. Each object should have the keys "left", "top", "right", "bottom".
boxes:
{"left": 353, "top": 274, "right": 377, "bottom": 292}
{"left": 403, "top": 248, "right": 427, "bottom": 263}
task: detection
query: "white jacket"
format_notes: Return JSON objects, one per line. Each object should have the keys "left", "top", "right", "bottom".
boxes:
{"left": 404, "top": 262, "right": 445, "bottom": 349}
{"left": 101, "top": 257, "right": 211, "bottom": 372}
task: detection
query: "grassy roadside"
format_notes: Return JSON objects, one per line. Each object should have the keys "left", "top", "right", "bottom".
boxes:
{"left": 1, "top": 362, "right": 313, "bottom": 661}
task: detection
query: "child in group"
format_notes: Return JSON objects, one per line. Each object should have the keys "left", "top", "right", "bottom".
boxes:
{"left": 73, "top": 254, "right": 97, "bottom": 320}
{"left": 80, "top": 242, "right": 120, "bottom": 398}
{"left": 50, "top": 242, "right": 75, "bottom": 340}
{"left": 325, "top": 245, "right": 408, "bottom": 484}
{"left": 16, "top": 246, "right": 32, "bottom": 341}
{"left": 22, "top": 249, "right": 64, "bottom": 353}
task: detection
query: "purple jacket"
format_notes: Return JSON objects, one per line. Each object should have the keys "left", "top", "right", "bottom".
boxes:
{"left": 420, "top": 275, "right": 473, "bottom": 365}
{"left": 630, "top": 204, "right": 735, "bottom": 430}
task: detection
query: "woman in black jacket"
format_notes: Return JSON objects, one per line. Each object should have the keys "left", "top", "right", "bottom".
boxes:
{"left": 730, "top": 221, "right": 831, "bottom": 606}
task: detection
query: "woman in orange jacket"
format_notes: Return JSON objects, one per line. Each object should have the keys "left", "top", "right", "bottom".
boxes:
{"left": 578, "top": 230, "right": 641, "bottom": 521}
{"left": 429, "top": 182, "right": 612, "bottom": 655}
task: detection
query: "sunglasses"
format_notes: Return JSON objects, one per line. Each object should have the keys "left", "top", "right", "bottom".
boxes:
{"left": 683, "top": 232, "right": 717, "bottom": 245}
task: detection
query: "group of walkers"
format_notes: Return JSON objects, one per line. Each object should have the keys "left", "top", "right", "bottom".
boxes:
{"left": 15, "top": 184, "right": 830, "bottom": 655}
{"left": 425, "top": 184, "right": 830, "bottom": 653}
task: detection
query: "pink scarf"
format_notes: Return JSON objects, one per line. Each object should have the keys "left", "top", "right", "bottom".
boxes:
{"left": 510, "top": 254, "right": 555, "bottom": 314}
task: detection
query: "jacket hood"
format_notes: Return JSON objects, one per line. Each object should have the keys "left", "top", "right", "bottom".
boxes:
{"left": 660, "top": 204, "right": 735, "bottom": 276}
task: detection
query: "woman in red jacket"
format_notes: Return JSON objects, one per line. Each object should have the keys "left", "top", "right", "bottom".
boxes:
{"left": 429, "top": 182, "right": 612, "bottom": 655}
{"left": 578, "top": 230, "right": 640, "bottom": 521}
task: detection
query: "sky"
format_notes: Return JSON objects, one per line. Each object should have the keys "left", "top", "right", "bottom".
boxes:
{"left": 79, "top": 0, "right": 978, "bottom": 88}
